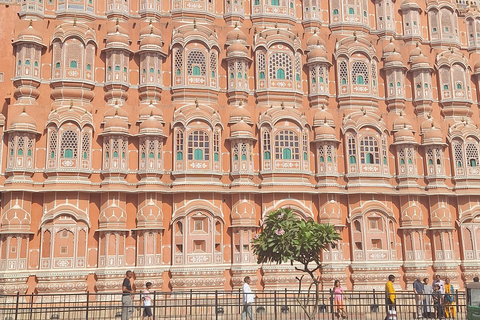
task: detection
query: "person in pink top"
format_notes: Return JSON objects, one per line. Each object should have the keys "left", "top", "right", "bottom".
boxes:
{"left": 333, "top": 280, "right": 348, "bottom": 319}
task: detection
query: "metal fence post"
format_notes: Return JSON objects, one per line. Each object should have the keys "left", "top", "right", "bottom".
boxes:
{"left": 190, "top": 289, "right": 193, "bottom": 315}
{"left": 14, "top": 291, "right": 19, "bottom": 320}
{"left": 153, "top": 291, "right": 156, "bottom": 319}
{"left": 29, "top": 292, "right": 34, "bottom": 320}
{"left": 85, "top": 291, "right": 90, "bottom": 320}
{"left": 238, "top": 288, "right": 241, "bottom": 314}
{"left": 215, "top": 290, "right": 219, "bottom": 320}
{"left": 330, "top": 288, "right": 334, "bottom": 320}
{"left": 274, "top": 290, "right": 277, "bottom": 320}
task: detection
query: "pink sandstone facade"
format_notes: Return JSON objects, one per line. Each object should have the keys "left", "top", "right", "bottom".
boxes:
{"left": 0, "top": 0, "right": 479, "bottom": 295}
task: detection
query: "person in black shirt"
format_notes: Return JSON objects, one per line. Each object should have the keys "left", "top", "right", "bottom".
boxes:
{"left": 122, "top": 270, "right": 135, "bottom": 320}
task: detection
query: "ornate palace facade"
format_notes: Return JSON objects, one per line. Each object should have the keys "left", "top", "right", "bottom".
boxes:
{"left": 0, "top": 0, "right": 480, "bottom": 294}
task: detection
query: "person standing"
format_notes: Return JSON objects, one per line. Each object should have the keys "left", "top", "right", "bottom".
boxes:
{"left": 413, "top": 276, "right": 425, "bottom": 319}
{"left": 423, "top": 278, "right": 433, "bottom": 318}
{"left": 122, "top": 270, "right": 135, "bottom": 320}
{"left": 140, "top": 282, "right": 153, "bottom": 320}
{"left": 444, "top": 278, "right": 455, "bottom": 318}
{"left": 433, "top": 274, "right": 445, "bottom": 295}
{"left": 242, "top": 276, "right": 255, "bottom": 320}
{"left": 432, "top": 284, "right": 443, "bottom": 319}
{"left": 385, "top": 275, "right": 396, "bottom": 320}
{"left": 333, "top": 279, "right": 348, "bottom": 319}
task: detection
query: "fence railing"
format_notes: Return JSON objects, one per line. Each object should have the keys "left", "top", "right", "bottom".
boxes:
{"left": 0, "top": 289, "right": 466, "bottom": 320}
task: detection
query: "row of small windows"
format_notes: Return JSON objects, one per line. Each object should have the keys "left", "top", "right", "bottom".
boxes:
{"left": 253, "top": 0, "right": 293, "bottom": 7}
{"left": 17, "top": 60, "right": 39, "bottom": 67}
{"left": 332, "top": 8, "right": 367, "bottom": 16}
{"left": 53, "top": 61, "right": 92, "bottom": 70}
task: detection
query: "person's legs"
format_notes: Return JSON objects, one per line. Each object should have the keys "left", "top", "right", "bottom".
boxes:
{"left": 241, "top": 304, "right": 247, "bottom": 320}
{"left": 121, "top": 295, "right": 133, "bottom": 320}
{"left": 246, "top": 304, "right": 255, "bottom": 320}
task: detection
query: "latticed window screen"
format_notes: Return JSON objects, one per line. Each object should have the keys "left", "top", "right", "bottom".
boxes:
{"left": 81, "top": 132, "right": 90, "bottom": 160}
{"left": 302, "top": 131, "right": 308, "bottom": 160}
{"left": 240, "top": 143, "right": 248, "bottom": 161}
{"left": 60, "top": 130, "right": 78, "bottom": 158}
{"left": 318, "top": 144, "right": 325, "bottom": 162}
{"left": 398, "top": 147, "right": 406, "bottom": 165}
{"left": 453, "top": 140, "right": 464, "bottom": 168}
{"left": 213, "top": 130, "right": 220, "bottom": 161}
{"left": 148, "top": 140, "right": 156, "bottom": 159}
{"left": 426, "top": 148, "right": 434, "bottom": 165}
{"left": 269, "top": 52, "right": 292, "bottom": 80}
{"left": 348, "top": 135, "right": 356, "bottom": 163}
{"left": 140, "top": 139, "right": 146, "bottom": 159}
{"left": 466, "top": 142, "right": 479, "bottom": 167}
{"left": 326, "top": 144, "right": 334, "bottom": 162}
{"left": 187, "top": 130, "right": 209, "bottom": 161}
{"left": 176, "top": 129, "right": 184, "bottom": 160}
{"left": 232, "top": 143, "right": 239, "bottom": 161}
{"left": 406, "top": 147, "right": 414, "bottom": 164}
{"left": 371, "top": 61, "right": 377, "bottom": 85}
{"left": 263, "top": 130, "right": 271, "bottom": 159}
{"left": 258, "top": 52, "right": 266, "bottom": 78}
{"left": 174, "top": 49, "right": 183, "bottom": 74}
{"left": 295, "top": 55, "right": 301, "bottom": 81}
{"left": 210, "top": 52, "right": 217, "bottom": 76}
{"left": 8, "top": 135, "right": 14, "bottom": 157}
{"left": 112, "top": 139, "right": 119, "bottom": 157}
{"left": 352, "top": 61, "right": 369, "bottom": 85}
{"left": 339, "top": 61, "right": 348, "bottom": 84}
{"left": 274, "top": 130, "right": 299, "bottom": 160}
{"left": 121, "top": 139, "right": 127, "bottom": 158}
{"left": 435, "top": 148, "right": 443, "bottom": 166}
{"left": 27, "top": 136, "right": 34, "bottom": 157}
{"left": 17, "top": 137, "right": 24, "bottom": 156}
{"left": 187, "top": 50, "right": 206, "bottom": 76}
{"left": 360, "top": 136, "right": 379, "bottom": 164}
{"left": 382, "top": 137, "right": 388, "bottom": 165}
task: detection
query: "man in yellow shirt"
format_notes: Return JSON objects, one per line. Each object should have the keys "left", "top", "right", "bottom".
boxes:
{"left": 385, "top": 274, "right": 396, "bottom": 320}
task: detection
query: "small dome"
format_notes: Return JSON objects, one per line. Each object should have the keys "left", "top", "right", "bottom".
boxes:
{"left": 307, "top": 47, "right": 328, "bottom": 61}
{"left": 140, "top": 23, "right": 162, "bottom": 38}
{"left": 9, "top": 109, "right": 37, "bottom": 132}
{"left": 393, "top": 115, "right": 412, "bottom": 131}
{"left": 385, "top": 52, "right": 403, "bottom": 63}
{"left": 230, "top": 106, "right": 251, "bottom": 120}
{"left": 226, "top": 27, "right": 247, "bottom": 44}
{"left": 313, "top": 107, "right": 334, "bottom": 127}
{"left": 412, "top": 54, "right": 430, "bottom": 65}
{"left": 307, "top": 33, "right": 326, "bottom": 49}
{"left": 383, "top": 41, "right": 397, "bottom": 54}
{"left": 140, "top": 35, "right": 162, "bottom": 47}
{"left": 18, "top": 25, "right": 43, "bottom": 41}
{"left": 139, "top": 104, "right": 163, "bottom": 120}
{"left": 104, "top": 105, "right": 129, "bottom": 119}
{"left": 106, "top": 33, "right": 129, "bottom": 45}
{"left": 231, "top": 120, "right": 252, "bottom": 136}
{"left": 423, "top": 125, "right": 444, "bottom": 145}
{"left": 139, "top": 115, "right": 163, "bottom": 133}
{"left": 227, "top": 41, "right": 248, "bottom": 56}
{"left": 394, "top": 128, "right": 415, "bottom": 143}
{"left": 106, "top": 23, "right": 129, "bottom": 36}
{"left": 315, "top": 124, "right": 337, "bottom": 141}
{"left": 409, "top": 45, "right": 422, "bottom": 59}
{"left": 104, "top": 115, "right": 128, "bottom": 133}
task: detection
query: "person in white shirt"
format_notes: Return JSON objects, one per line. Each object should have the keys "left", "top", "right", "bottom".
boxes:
{"left": 433, "top": 274, "right": 445, "bottom": 295}
{"left": 242, "top": 276, "right": 255, "bottom": 320}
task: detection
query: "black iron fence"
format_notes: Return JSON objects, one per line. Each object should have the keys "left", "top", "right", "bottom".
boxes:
{"left": 0, "top": 289, "right": 466, "bottom": 320}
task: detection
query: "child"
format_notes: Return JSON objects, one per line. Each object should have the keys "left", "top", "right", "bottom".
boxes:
{"left": 432, "top": 284, "right": 443, "bottom": 319}
{"left": 333, "top": 280, "right": 348, "bottom": 319}
{"left": 140, "top": 282, "right": 153, "bottom": 320}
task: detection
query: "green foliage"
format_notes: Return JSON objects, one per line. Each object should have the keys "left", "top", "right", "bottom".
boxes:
{"left": 252, "top": 208, "right": 341, "bottom": 267}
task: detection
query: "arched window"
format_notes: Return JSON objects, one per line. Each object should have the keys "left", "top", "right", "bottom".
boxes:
{"left": 352, "top": 61, "right": 369, "bottom": 85}
{"left": 259, "top": 71, "right": 265, "bottom": 79}
{"left": 87, "top": 64, "right": 91, "bottom": 70}
{"left": 60, "top": 130, "right": 78, "bottom": 159}
{"left": 188, "top": 130, "right": 209, "bottom": 161}
{"left": 271, "top": 0, "right": 279, "bottom": 5}
{"left": 348, "top": 136, "right": 356, "bottom": 164}
{"left": 187, "top": 50, "right": 206, "bottom": 76}
{"left": 360, "top": 136, "right": 379, "bottom": 164}
{"left": 70, "top": 61, "right": 77, "bottom": 68}
{"left": 270, "top": 52, "right": 292, "bottom": 80}
{"left": 466, "top": 142, "right": 479, "bottom": 168}
{"left": 176, "top": 130, "right": 184, "bottom": 161}
{"left": 274, "top": 130, "right": 299, "bottom": 160}
{"left": 348, "top": 7, "right": 354, "bottom": 14}
{"left": 56, "top": 62, "right": 60, "bottom": 68}
{"left": 25, "top": 60, "right": 30, "bottom": 65}
{"left": 333, "top": 9, "right": 338, "bottom": 15}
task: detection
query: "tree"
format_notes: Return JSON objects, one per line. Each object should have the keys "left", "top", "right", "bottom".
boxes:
{"left": 252, "top": 208, "right": 341, "bottom": 320}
